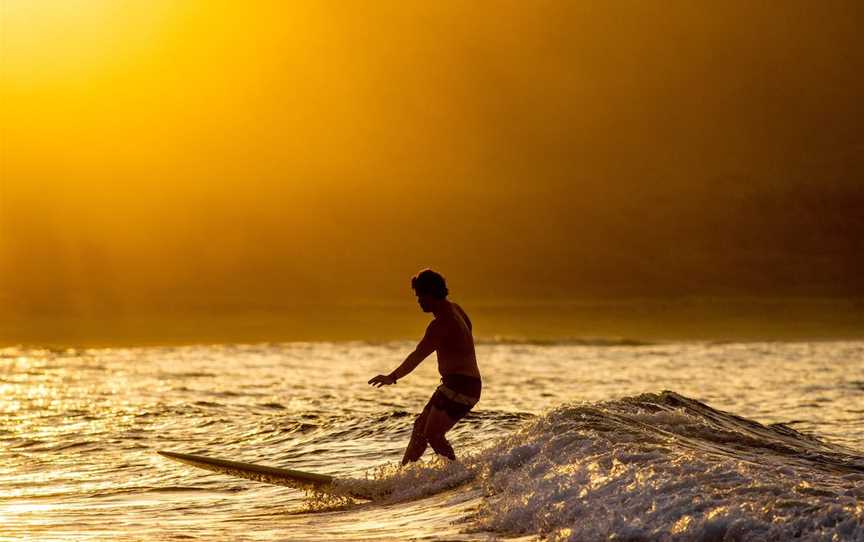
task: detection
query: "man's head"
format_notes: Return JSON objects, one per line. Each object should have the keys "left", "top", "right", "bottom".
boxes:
{"left": 411, "top": 268, "right": 448, "bottom": 312}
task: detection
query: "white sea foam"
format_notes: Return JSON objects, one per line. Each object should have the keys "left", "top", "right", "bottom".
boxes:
{"left": 354, "top": 392, "right": 864, "bottom": 541}
{"left": 470, "top": 392, "right": 864, "bottom": 541}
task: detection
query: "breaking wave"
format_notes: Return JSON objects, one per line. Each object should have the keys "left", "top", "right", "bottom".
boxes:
{"left": 343, "top": 391, "right": 864, "bottom": 541}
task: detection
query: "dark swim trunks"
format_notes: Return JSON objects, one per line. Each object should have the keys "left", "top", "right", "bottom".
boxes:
{"left": 429, "top": 374, "right": 482, "bottom": 420}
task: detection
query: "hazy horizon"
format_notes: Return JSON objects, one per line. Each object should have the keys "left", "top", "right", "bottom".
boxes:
{"left": 2, "top": 1, "right": 862, "bottom": 343}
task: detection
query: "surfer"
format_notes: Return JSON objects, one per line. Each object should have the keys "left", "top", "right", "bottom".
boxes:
{"left": 369, "top": 269, "right": 482, "bottom": 464}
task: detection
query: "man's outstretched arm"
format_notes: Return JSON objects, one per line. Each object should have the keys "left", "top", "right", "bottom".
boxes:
{"left": 368, "top": 322, "right": 439, "bottom": 387}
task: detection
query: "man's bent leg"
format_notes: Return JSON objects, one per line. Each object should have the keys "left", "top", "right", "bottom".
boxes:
{"left": 423, "top": 406, "right": 460, "bottom": 461}
{"left": 401, "top": 405, "right": 431, "bottom": 465}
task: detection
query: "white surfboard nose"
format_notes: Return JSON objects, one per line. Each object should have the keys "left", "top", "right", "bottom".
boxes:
{"left": 157, "top": 450, "right": 376, "bottom": 498}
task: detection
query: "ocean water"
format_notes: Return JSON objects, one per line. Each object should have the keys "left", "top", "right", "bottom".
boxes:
{"left": 1, "top": 340, "right": 863, "bottom": 541}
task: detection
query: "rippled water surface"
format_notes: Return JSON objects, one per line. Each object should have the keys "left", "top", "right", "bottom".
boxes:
{"left": 2, "top": 340, "right": 863, "bottom": 540}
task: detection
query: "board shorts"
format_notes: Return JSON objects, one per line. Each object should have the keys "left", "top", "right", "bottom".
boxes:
{"left": 429, "top": 374, "right": 482, "bottom": 421}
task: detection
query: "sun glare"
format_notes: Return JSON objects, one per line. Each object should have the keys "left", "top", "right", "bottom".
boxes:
{"left": 1, "top": 1, "right": 181, "bottom": 82}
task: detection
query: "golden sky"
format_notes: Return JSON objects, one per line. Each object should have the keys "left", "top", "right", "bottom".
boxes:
{"left": 1, "top": 1, "right": 862, "bottom": 320}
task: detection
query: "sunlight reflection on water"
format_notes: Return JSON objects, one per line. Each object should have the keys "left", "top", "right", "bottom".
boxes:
{"left": 0, "top": 340, "right": 862, "bottom": 540}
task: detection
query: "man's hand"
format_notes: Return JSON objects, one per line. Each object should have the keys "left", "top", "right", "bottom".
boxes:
{"left": 368, "top": 374, "right": 397, "bottom": 387}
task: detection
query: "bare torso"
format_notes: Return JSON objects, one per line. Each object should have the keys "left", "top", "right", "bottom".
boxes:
{"left": 433, "top": 302, "right": 480, "bottom": 379}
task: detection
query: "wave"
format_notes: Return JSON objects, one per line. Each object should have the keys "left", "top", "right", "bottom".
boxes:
{"left": 476, "top": 335, "right": 653, "bottom": 347}
{"left": 339, "top": 391, "right": 864, "bottom": 541}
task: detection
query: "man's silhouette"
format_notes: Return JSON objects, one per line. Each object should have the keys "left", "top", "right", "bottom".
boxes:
{"left": 369, "top": 269, "right": 482, "bottom": 464}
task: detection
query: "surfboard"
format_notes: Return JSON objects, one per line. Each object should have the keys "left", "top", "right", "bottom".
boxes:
{"left": 158, "top": 450, "right": 367, "bottom": 498}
